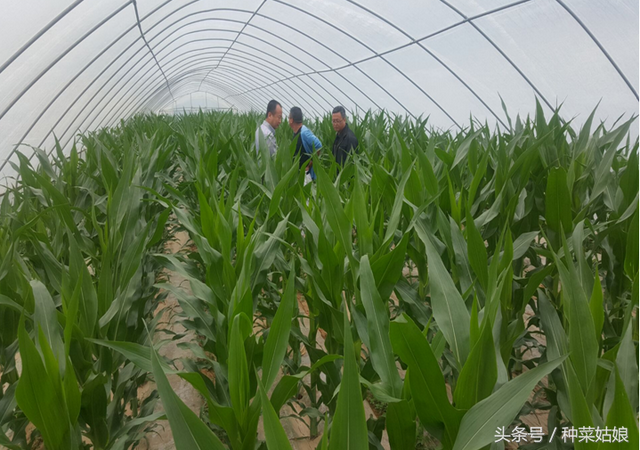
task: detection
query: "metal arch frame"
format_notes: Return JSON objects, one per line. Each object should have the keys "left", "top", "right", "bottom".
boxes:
{"left": 147, "top": 66, "right": 323, "bottom": 118}
{"left": 92, "top": 37, "right": 271, "bottom": 123}
{"left": 53, "top": 17, "right": 366, "bottom": 153}
{"left": 64, "top": 73, "right": 249, "bottom": 150}
{"left": 438, "top": 0, "right": 556, "bottom": 113}
{"left": 132, "top": 0, "right": 174, "bottom": 102}
{"left": 116, "top": 66, "right": 264, "bottom": 121}
{"left": 198, "top": 0, "right": 268, "bottom": 91}
{"left": 111, "top": 73, "right": 273, "bottom": 130}
{"left": 144, "top": 15, "right": 343, "bottom": 108}
{"left": 6, "top": 8, "right": 251, "bottom": 166}
{"left": 9, "top": 11, "right": 245, "bottom": 165}
{"left": 0, "top": 0, "right": 133, "bottom": 124}
{"left": 164, "top": 91, "right": 236, "bottom": 114}
{"left": 264, "top": 0, "right": 459, "bottom": 126}
{"left": 7, "top": 29, "right": 145, "bottom": 173}
{"left": 0, "top": 1, "right": 136, "bottom": 172}
{"left": 214, "top": 0, "right": 534, "bottom": 92}
{"left": 133, "top": 4, "right": 383, "bottom": 112}
{"left": 0, "top": 0, "right": 85, "bottom": 75}
{"left": 148, "top": 19, "right": 344, "bottom": 109}
{"left": 224, "top": 0, "right": 542, "bottom": 129}
{"left": 3, "top": 0, "right": 635, "bottom": 170}
{"left": 131, "top": 78, "right": 260, "bottom": 117}
{"left": 50, "top": 24, "right": 329, "bottom": 153}
{"left": 156, "top": 54, "right": 329, "bottom": 109}
{"left": 150, "top": 53, "right": 331, "bottom": 114}
{"left": 84, "top": 51, "right": 319, "bottom": 143}
{"left": 144, "top": 63, "right": 324, "bottom": 117}
{"left": 138, "top": 11, "right": 326, "bottom": 87}
{"left": 149, "top": 45, "right": 337, "bottom": 113}
{"left": 152, "top": 84, "right": 241, "bottom": 117}
{"left": 24, "top": 26, "right": 315, "bottom": 168}
{"left": 58, "top": 51, "right": 256, "bottom": 152}
{"left": 212, "top": 11, "right": 419, "bottom": 121}
{"left": 24, "top": 42, "right": 299, "bottom": 170}
{"left": 3, "top": 0, "right": 450, "bottom": 166}
{"left": 143, "top": 14, "right": 381, "bottom": 113}
{"left": 140, "top": 73, "right": 269, "bottom": 118}
{"left": 144, "top": 26, "right": 337, "bottom": 112}
{"left": 160, "top": 47, "right": 298, "bottom": 85}
{"left": 144, "top": 69, "right": 316, "bottom": 126}
{"left": 119, "top": 67, "right": 301, "bottom": 131}
{"left": 94, "top": 46, "right": 320, "bottom": 133}
{"left": 103, "top": 73, "right": 263, "bottom": 133}
{"left": 343, "top": 0, "right": 510, "bottom": 129}
{"left": 87, "top": 25, "right": 366, "bottom": 137}
{"left": 65, "top": 59, "right": 254, "bottom": 148}
{"left": 153, "top": 75, "right": 266, "bottom": 113}
{"left": 2, "top": 0, "right": 532, "bottom": 173}
{"left": 119, "top": 57, "right": 328, "bottom": 128}
{"left": 555, "top": 0, "right": 638, "bottom": 100}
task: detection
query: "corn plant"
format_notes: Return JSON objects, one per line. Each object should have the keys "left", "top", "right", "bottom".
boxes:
{"left": 0, "top": 104, "right": 637, "bottom": 450}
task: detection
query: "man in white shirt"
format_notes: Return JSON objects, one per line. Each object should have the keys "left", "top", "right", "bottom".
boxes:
{"left": 255, "top": 100, "right": 282, "bottom": 156}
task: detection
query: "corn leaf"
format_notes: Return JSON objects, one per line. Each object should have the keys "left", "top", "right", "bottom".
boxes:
{"left": 262, "top": 264, "right": 296, "bottom": 391}
{"left": 15, "top": 320, "right": 71, "bottom": 450}
{"left": 545, "top": 167, "right": 573, "bottom": 233}
{"left": 424, "top": 233, "right": 470, "bottom": 366}
{"left": 359, "top": 255, "right": 403, "bottom": 397}
{"left": 390, "top": 314, "right": 461, "bottom": 445}
{"left": 229, "top": 313, "right": 250, "bottom": 422}
{"left": 599, "top": 367, "right": 639, "bottom": 449}
{"left": 452, "top": 355, "right": 567, "bottom": 450}
{"left": 454, "top": 318, "right": 497, "bottom": 410}
{"left": 150, "top": 342, "right": 227, "bottom": 450}
{"left": 257, "top": 376, "right": 293, "bottom": 450}
{"left": 328, "top": 309, "right": 368, "bottom": 450}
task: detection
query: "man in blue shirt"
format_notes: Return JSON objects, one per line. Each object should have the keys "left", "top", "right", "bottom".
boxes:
{"left": 288, "top": 106, "right": 322, "bottom": 181}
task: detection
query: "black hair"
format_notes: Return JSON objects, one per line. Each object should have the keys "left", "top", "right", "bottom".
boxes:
{"left": 266, "top": 100, "right": 281, "bottom": 118}
{"left": 289, "top": 106, "right": 303, "bottom": 124}
{"left": 332, "top": 105, "right": 346, "bottom": 120}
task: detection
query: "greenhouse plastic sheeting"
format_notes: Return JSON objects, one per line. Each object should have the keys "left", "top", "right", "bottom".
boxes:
{"left": 0, "top": 0, "right": 638, "bottom": 184}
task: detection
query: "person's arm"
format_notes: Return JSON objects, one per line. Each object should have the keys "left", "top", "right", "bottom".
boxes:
{"left": 300, "top": 129, "right": 317, "bottom": 158}
{"left": 312, "top": 134, "right": 322, "bottom": 153}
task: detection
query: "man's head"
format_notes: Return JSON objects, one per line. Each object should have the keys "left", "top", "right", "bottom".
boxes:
{"left": 289, "top": 106, "right": 303, "bottom": 131}
{"left": 266, "top": 100, "right": 282, "bottom": 129}
{"left": 331, "top": 106, "right": 347, "bottom": 133}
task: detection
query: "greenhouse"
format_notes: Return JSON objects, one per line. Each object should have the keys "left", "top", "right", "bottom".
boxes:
{"left": 0, "top": 0, "right": 638, "bottom": 449}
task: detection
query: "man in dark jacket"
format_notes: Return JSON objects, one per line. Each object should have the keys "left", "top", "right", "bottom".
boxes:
{"left": 331, "top": 106, "right": 359, "bottom": 166}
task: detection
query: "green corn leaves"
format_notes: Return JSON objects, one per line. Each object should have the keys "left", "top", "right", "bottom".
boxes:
{"left": 150, "top": 343, "right": 227, "bottom": 450}
{"left": 452, "top": 356, "right": 567, "bottom": 450}
{"left": 454, "top": 318, "right": 497, "bottom": 410}
{"left": 390, "top": 314, "right": 462, "bottom": 446}
{"left": 424, "top": 233, "right": 470, "bottom": 367}
{"left": 328, "top": 310, "right": 368, "bottom": 450}
{"left": 546, "top": 167, "right": 573, "bottom": 235}
{"left": 359, "top": 255, "right": 403, "bottom": 397}
{"left": 1, "top": 108, "right": 637, "bottom": 450}
{"left": 257, "top": 377, "right": 293, "bottom": 450}
{"left": 229, "top": 314, "right": 251, "bottom": 423}
{"left": 15, "top": 320, "right": 79, "bottom": 450}
{"left": 261, "top": 264, "right": 296, "bottom": 391}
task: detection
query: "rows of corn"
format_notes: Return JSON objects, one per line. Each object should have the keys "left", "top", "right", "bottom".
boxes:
{"left": 0, "top": 104, "right": 637, "bottom": 450}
